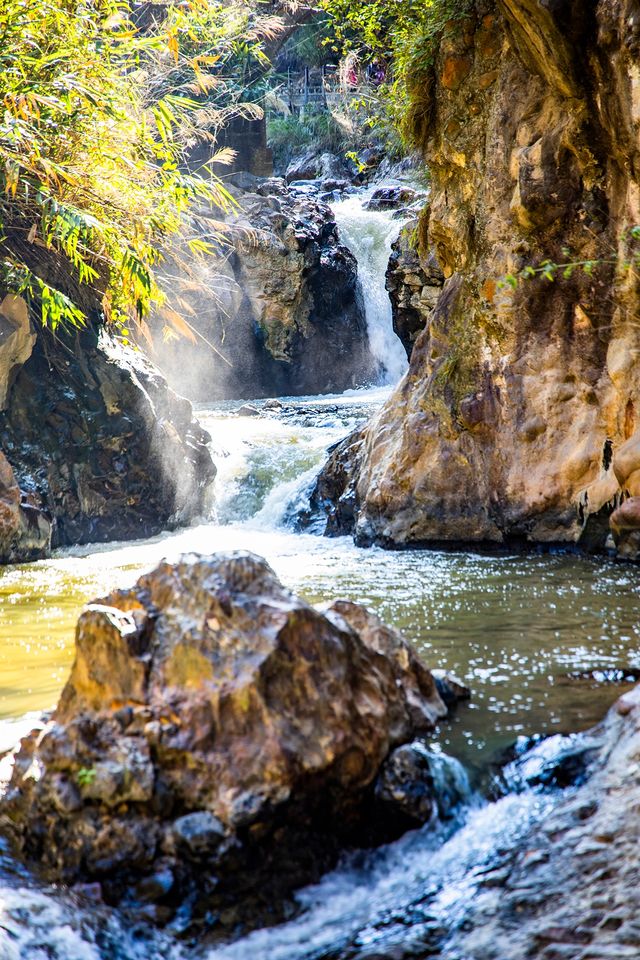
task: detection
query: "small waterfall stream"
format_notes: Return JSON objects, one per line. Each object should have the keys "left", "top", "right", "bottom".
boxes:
{"left": 1, "top": 186, "right": 640, "bottom": 960}
{"left": 331, "top": 192, "right": 409, "bottom": 384}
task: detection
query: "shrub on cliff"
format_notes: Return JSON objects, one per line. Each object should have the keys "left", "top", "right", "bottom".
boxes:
{"left": 319, "top": 0, "right": 473, "bottom": 147}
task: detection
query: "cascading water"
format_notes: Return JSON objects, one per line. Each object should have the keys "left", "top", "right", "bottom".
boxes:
{"left": 331, "top": 193, "right": 409, "bottom": 385}
{"left": 1, "top": 188, "right": 640, "bottom": 959}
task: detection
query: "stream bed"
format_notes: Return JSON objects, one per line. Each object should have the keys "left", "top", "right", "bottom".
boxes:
{"left": 1, "top": 189, "right": 640, "bottom": 958}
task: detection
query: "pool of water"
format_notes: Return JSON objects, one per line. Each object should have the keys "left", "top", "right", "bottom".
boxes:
{"left": 1, "top": 390, "right": 639, "bottom": 780}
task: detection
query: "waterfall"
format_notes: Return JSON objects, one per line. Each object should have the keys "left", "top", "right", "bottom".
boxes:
{"left": 331, "top": 193, "right": 409, "bottom": 385}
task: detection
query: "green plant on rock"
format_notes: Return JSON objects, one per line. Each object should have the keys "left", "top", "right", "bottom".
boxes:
{"left": 76, "top": 766, "right": 97, "bottom": 788}
{"left": 500, "top": 227, "right": 640, "bottom": 289}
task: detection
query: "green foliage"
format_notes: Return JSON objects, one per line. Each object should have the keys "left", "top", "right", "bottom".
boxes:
{"left": 76, "top": 766, "right": 97, "bottom": 788}
{"left": 319, "top": 0, "right": 473, "bottom": 147}
{"left": 0, "top": 0, "right": 269, "bottom": 334}
{"left": 267, "top": 107, "right": 350, "bottom": 170}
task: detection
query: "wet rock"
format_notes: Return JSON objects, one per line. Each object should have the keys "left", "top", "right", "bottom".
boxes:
{"left": 135, "top": 867, "right": 174, "bottom": 903}
{"left": 322, "top": 178, "right": 351, "bottom": 194}
{"left": 559, "top": 667, "right": 640, "bottom": 687}
{"left": 376, "top": 742, "right": 436, "bottom": 824}
{"left": 285, "top": 151, "right": 356, "bottom": 185}
{"left": 386, "top": 218, "right": 444, "bottom": 359}
{"left": 172, "top": 812, "right": 225, "bottom": 858}
{"left": 445, "top": 684, "right": 640, "bottom": 959}
{"left": 151, "top": 185, "right": 376, "bottom": 400}
{"left": 365, "top": 187, "right": 420, "bottom": 211}
{"left": 1, "top": 552, "right": 463, "bottom": 931}
{"left": 501, "top": 733, "right": 602, "bottom": 793}
{"left": 236, "top": 403, "right": 261, "bottom": 417}
{"left": 299, "top": 428, "right": 365, "bottom": 536}
{"left": 610, "top": 497, "right": 640, "bottom": 559}
{"left": 433, "top": 671, "right": 472, "bottom": 710}
{"left": 374, "top": 741, "right": 470, "bottom": 827}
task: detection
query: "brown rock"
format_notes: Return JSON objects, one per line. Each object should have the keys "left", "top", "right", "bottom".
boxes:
{"left": 386, "top": 216, "right": 444, "bottom": 359}
{"left": 0, "top": 295, "right": 36, "bottom": 411}
{"left": 441, "top": 56, "right": 473, "bottom": 90}
{"left": 150, "top": 185, "right": 376, "bottom": 400}
{"left": 1, "top": 552, "right": 457, "bottom": 929}
{"left": 0, "top": 450, "right": 50, "bottom": 562}
{"left": 610, "top": 497, "right": 640, "bottom": 559}
{"left": 312, "top": 0, "right": 640, "bottom": 555}
{"left": 0, "top": 330, "right": 216, "bottom": 556}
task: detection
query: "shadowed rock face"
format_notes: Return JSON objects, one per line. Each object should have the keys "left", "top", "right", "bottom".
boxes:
{"left": 313, "top": 0, "right": 640, "bottom": 552}
{"left": 0, "top": 552, "right": 457, "bottom": 932}
{"left": 386, "top": 217, "right": 444, "bottom": 359}
{"left": 151, "top": 180, "right": 377, "bottom": 401}
{"left": 0, "top": 326, "right": 215, "bottom": 561}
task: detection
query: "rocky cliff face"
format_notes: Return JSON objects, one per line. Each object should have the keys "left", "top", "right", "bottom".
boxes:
{"left": 0, "top": 314, "right": 215, "bottom": 562}
{"left": 152, "top": 179, "right": 377, "bottom": 400}
{"left": 315, "top": 0, "right": 640, "bottom": 551}
{"left": 386, "top": 217, "right": 444, "bottom": 358}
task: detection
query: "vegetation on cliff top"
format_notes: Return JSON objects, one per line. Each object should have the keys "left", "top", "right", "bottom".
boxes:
{"left": 319, "top": 0, "right": 473, "bottom": 145}
{"left": 0, "top": 0, "right": 270, "bottom": 336}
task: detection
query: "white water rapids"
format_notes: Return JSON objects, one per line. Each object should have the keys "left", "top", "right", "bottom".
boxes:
{"left": 1, "top": 190, "right": 640, "bottom": 960}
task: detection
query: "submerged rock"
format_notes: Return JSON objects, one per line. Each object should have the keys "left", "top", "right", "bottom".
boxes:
{"left": 0, "top": 552, "right": 464, "bottom": 932}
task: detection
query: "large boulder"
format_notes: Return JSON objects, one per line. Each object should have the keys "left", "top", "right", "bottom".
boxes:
{"left": 0, "top": 552, "right": 461, "bottom": 932}
{"left": 150, "top": 182, "right": 377, "bottom": 400}
{"left": 285, "top": 151, "right": 355, "bottom": 186}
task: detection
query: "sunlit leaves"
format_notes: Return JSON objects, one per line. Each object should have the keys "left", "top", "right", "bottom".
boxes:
{"left": 0, "top": 0, "right": 264, "bottom": 335}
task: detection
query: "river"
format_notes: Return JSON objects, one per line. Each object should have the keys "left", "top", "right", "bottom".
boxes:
{"left": 1, "top": 188, "right": 639, "bottom": 959}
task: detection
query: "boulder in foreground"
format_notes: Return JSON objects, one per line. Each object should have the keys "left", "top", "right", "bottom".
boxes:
{"left": 1, "top": 552, "right": 463, "bottom": 932}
